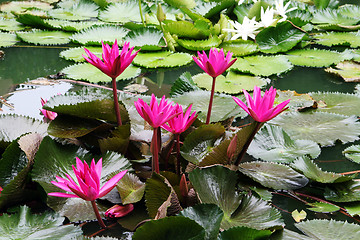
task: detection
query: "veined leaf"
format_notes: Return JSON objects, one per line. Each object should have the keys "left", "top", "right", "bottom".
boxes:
{"left": 16, "top": 30, "right": 72, "bottom": 45}
{"left": 0, "top": 32, "right": 18, "bottom": 47}
{"left": 219, "top": 40, "right": 258, "bottom": 57}
{"left": 176, "top": 36, "right": 222, "bottom": 51}
{"left": 133, "top": 51, "right": 192, "bottom": 68}
{"left": 343, "top": 145, "right": 360, "bottom": 163}
{"left": 325, "top": 61, "right": 360, "bottom": 82}
{"left": 70, "top": 26, "right": 128, "bottom": 46}
{"left": 312, "top": 9, "right": 359, "bottom": 25}
{"left": 314, "top": 31, "right": 360, "bottom": 48}
{"left": 98, "top": 1, "right": 148, "bottom": 23}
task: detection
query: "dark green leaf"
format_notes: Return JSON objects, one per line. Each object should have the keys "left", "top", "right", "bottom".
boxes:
{"left": 218, "top": 226, "right": 272, "bottom": 240}
{"left": 169, "top": 72, "right": 200, "bottom": 97}
{"left": 324, "top": 180, "right": 360, "bottom": 202}
{"left": 116, "top": 172, "right": 145, "bottom": 205}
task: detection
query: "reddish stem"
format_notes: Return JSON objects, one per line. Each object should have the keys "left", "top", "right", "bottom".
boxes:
{"left": 151, "top": 127, "right": 161, "bottom": 173}
{"left": 164, "top": 139, "right": 176, "bottom": 171}
{"left": 206, "top": 77, "right": 217, "bottom": 124}
{"left": 112, "top": 77, "right": 122, "bottom": 126}
{"left": 91, "top": 200, "right": 107, "bottom": 229}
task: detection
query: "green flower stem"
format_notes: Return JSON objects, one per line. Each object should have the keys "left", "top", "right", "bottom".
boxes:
{"left": 91, "top": 200, "right": 107, "bottom": 229}
{"left": 151, "top": 127, "right": 161, "bottom": 173}
{"left": 206, "top": 77, "right": 217, "bottom": 124}
{"left": 175, "top": 133, "right": 181, "bottom": 175}
{"left": 234, "top": 121, "right": 263, "bottom": 166}
{"left": 112, "top": 77, "right": 122, "bottom": 126}
{"left": 138, "top": 0, "right": 146, "bottom": 27}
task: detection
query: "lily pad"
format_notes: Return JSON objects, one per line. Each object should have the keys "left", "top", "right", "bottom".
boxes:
{"left": 45, "top": 19, "right": 103, "bottom": 32}
{"left": 238, "top": 161, "right": 309, "bottom": 190}
{"left": 326, "top": 61, "right": 360, "bottom": 82}
{"left": 230, "top": 55, "right": 293, "bottom": 77}
{"left": 62, "top": 63, "right": 141, "bottom": 82}
{"left": 0, "top": 1, "right": 52, "bottom": 13}
{"left": 0, "top": 205, "right": 82, "bottom": 240}
{"left": 286, "top": 49, "right": 351, "bottom": 68}
{"left": 269, "top": 112, "right": 360, "bottom": 147}
{"left": 163, "top": 20, "right": 209, "bottom": 39}
{"left": 314, "top": 31, "right": 360, "bottom": 48}
{"left": 116, "top": 172, "right": 145, "bottom": 205}
{"left": 70, "top": 26, "right": 128, "bottom": 46}
{"left": 163, "top": 0, "right": 196, "bottom": 9}
{"left": 132, "top": 51, "right": 192, "bottom": 68}
{"left": 169, "top": 71, "right": 201, "bottom": 97}
{"left": 307, "top": 202, "right": 340, "bottom": 213}
{"left": 218, "top": 39, "right": 258, "bottom": 57}
{"left": 123, "top": 28, "right": 164, "bottom": 51}
{"left": 0, "top": 18, "right": 26, "bottom": 31}
{"left": 343, "top": 145, "right": 360, "bottom": 163}
{"left": 218, "top": 226, "right": 272, "bottom": 240}
{"left": 48, "top": 1, "right": 99, "bottom": 21}
{"left": 248, "top": 124, "right": 321, "bottom": 163}
{"left": 172, "top": 90, "right": 247, "bottom": 123}
{"left": 325, "top": 180, "right": 360, "bottom": 202}
{"left": 274, "top": 90, "right": 316, "bottom": 111}
{"left": 193, "top": 72, "right": 268, "bottom": 94}
{"left": 339, "top": 4, "right": 360, "bottom": 19}
{"left": 291, "top": 156, "right": 356, "bottom": 183}
{"left": 16, "top": 30, "right": 72, "bottom": 45}
{"left": 309, "top": 91, "right": 360, "bottom": 116}
{"left": 0, "top": 32, "right": 18, "bottom": 47}
{"left": 311, "top": 9, "right": 359, "bottom": 26}
{"left": 176, "top": 36, "right": 222, "bottom": 51}
{"left": 60, "top": 46, "right": 103, "bottom": 62}
{"left": 256, "top": 22, "right": 306, "bottom": 54}
{"left": 98, "top": 1, "right": 148, "bottom": 23}
{"left": 188, "top": 166, "right": 284, "bottom": 230}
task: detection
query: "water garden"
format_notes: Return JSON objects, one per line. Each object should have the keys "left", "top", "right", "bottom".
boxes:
{"left": 2, "top": 0, "right": 360, "bottom": 239}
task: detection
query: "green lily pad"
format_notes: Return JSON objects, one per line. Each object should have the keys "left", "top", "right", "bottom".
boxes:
{"left": 239, "top": 161, "right": 309, "bottom": 190}
{"left": 179, "top": 204, "right": 223, "bottom": 240}
{"left": 274, "top": 90, "right": 316, "bottom": 111}
{"left": 123, "top": 27, "right": 164, "bottom": 51}
{"left": 70, "top": 26, "right": 128, "bottom": 46}
{"left": 176, "top": 36, "right": 222, "bottom": 51}
{"left": 343, "top": 145, "right": 360, "bottom": 163}
{"left": 31, "top": 136, "right": 132, "bottom": 222}
{"left": 172, "top": 90, "right": 247, "bottom": 123}
{"left": 286, "top": 49, "right": 351, "bottom": 68}
{"left": 269, "top": 112, "right": 360, "bottom": 147}
{"left": 295, "top": 219, "right": 360, "bottom": 239}
{"left": 0, "top": 18, "right": 26, "bottom": 31}
{"left": 0, "top": 114, "right": 48, "bottom": 150}
{"left": 314, "top": 31, "right": 360, "bottom": 48}
{"left": 339, "top": 4, "right": 360, "bottom": 19}
{"left": 326, "top": 61, "right": 360, "bottom": 82}
{"left": 307, "top": 202, "right": 340, "bottom": 213}
{"left": 163, "top": 20, "right": 209, "bottom": 39}
{"left": 0, "top": 205, "right": 82, "bottom": 240}
{"left": 16, "top": 30, "right": 72, "bottom": 45}
{"left": 311, "top": 9, "right": 359, "bottom": 26}
{"left": 325, "top": 180, "right": 360, "bottom": 202}
{"left": 60, "top": 46, "right": 103, "bottom": 62}
{"left": 62, "top": 63, "right": 141, "bottom": 82}
{"left": 218, "top": 40, "right": 258, "bottom": 57}
{"left": 98, "top": 1, "right": 148, "bottom": 23}
{"left": 169, "top": 72, "right": 201, "bottom": 97}
{"left": 188, "top": 166, "right": 284, "bottom": 230}
{"left": 132, "top": 216, "right": 205, "bottom": 240}
{"left": 256, "top": 22, "right": 306, "bottom": 54}
{"left": 48, "top": 1, "right": 99, "bottom": 21}
{"left": 309, "top": 91, "right": 360, "bottom": 116}
{"left": 230, "top": 55, "right": 293, "bottom": 77}
{"left": 0, "top": 32, "right": 18, "bottom": 47}
{"left": 344, "top": 203, "right": 360, "bottom": 216}
{"left": 116, "top": 172, "right": 145, "bottom": 205}
{"left": 291, "top": 156, "right": 356, "bottom": 183}
{"left": 164, "top": 0, "right": 196, "bottom": 9}
{"left": 218, "top": 226, "right": 272, "bottom": 240}
{"left": 0, "top": 1, "right": 52, "bottom": 13}
{"left": 133, "top": 51, "right": 192, "bottom": 68}
{"left": 14, "top": 13, "right": 54, "bottom": 29}
{"left": 193, "top": 72, "right": 268, "bottom": 94}
{"left": 193, "top": 0, "right": 235, "bottom": 19}
{"left": 248, "top": 125, "right": 321, "bottom": 163}
{"left": 45, "top": 19, "right": 103, "bottom": 32}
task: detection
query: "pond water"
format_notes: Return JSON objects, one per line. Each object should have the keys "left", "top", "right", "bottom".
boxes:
{"left": 1, "top": 0, "right": 360, "bottom": 234}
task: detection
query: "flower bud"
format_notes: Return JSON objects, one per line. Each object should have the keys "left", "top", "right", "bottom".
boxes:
{"left": 105, "top": 204, "right": 134, "bottom": 219}
{"left": 227, "top": 134, "right": 238, "bottom": 160}
{"left": 157, "top": 3, "right": 166, "bottom": 23}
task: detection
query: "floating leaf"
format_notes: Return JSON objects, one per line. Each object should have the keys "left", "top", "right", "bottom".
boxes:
{"left": 179, "top": 204, "right": 223, "bottom": 240}
{"left": 256, "top": 22, "right": 306, "bottom": 54}
{"left": 307, "top": 202, "right": 340, "bottom": 213}
{"left": 286, "top": 49, "right": 351, "bottom": 68}
{"left": 193, "top": 72, "right": 268, "bottom": 94}
{"left": 48, "top": 1, "right": 99, "bottom": 21}
{"left": 0, "top": 18, "right": 26, "bottom": 31}
{"left": 132, "top": 216, "right": 205, "bottom": 240}
{"left": 133, "top": 51, "right": 192, "bottom": 68}
{"left": 16, "top": 30, "right": 72, "bottom": 45}
{"left": 339, "top": 4, "right": 360, "bottom": 19}
{"left": 326, "top": 61, "right": 360, "bottom": 82}
{"left": 70, "top": 26, "right": 128, "bottom": 46}
{"left": 169, "top": 72, "right": 201, "bottom": 97}
{"left": 116, "top": 172, "right": 145, "bottom": 205}
{"left": 0, "top": 32, "right": 18, "bottom": 47}
{"left": 325, "top": 180, "right": 360, "bottom": 202}
{"left": 98, "top": 1, "right": 147, "bottom": 23}
{"left": 230, "top": 55, "right": 293, "bottom": 76}
{"left": 123, "top": 28, "right": 164, "bottom": 51}
{"left": 314, "top": 31, "right": 360, "bottom": 48}
{"left": 343, "top": 144, "right": 360, "bottom": 163}
{"left": 0, "top": 205, "right": 82, "bottom": 239}
{"left": 172, "top": 90, "right": 247, "bottom": 123}
{"left": 311, "top": 9, "right": 359, "bottom": 25}
{"left": 219, "top": 39, "right": 258, "bottom": 57}
{"left": 0, "top": 1, "right": 52, "bottom": 13}
{"left": 269, "top": 112, "right": 360, "bottom": 147}
{"left": 239, "top": 161, "right": 309, "bottom": 190}
{"left": 163, "top": 20, "right": 209, "bottom": 39}
{"left": 176, "top": 36, "right": 222, "bottom": 51}
{"left": 309, "top": 91, "right": 360, "bottom": 116}
{"left": 291, "top": 156, "right": 355, "bottom": 183}
{"left": 218, "top": 226, "right": 272, "bottom": 240}
{"left": 275, "top": 90, "right": 316, "bottom": 111}
{"left": 344, "top": 203, "right": 360, "bottom": 216}
{"left": 163, "top": 0, "right": 196, "bottom": 9}
{"left": 60, "top": 46, "right": 103, "bottom": 62}
{"left": 292, "top": 209, "right": 307, "bottom": 223}
{"left": 62, "top": 63, "right": 141, "bottom": 82}
{"left": 45, "top": 19, "right": 103, "bottom": 32}
{"left": 248, "top": 125, "right": 321, "bottom": 163}
{"left": 189, "top": 166, "right": 284, "bottom": 230}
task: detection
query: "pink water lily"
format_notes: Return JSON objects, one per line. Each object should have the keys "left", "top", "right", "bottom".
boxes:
{"left": 193, "top": 48, "right": 237, "bottom": 78}
{"left": 40, "top": 98, "right": 57, "bottom": 120}
{"left": 161, "top": 104, "right": 197, "bottom": 134}
{"left": 232, "top": 86, "right": 290, "bottom": 123}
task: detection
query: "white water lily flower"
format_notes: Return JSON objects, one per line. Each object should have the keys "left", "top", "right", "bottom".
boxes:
{"left": 259, "top": 7, "right": 277, "bottom": 28}
{"left": 224, "top": 17, "right": 260, "bottom": 40}
{"left": 274, "top": 0, "right": 297, "bottom": 21}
